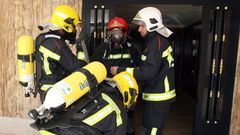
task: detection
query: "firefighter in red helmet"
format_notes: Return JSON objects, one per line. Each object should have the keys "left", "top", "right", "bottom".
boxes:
{"left": 90, "top": 16, "right": 141, "bottom": 135}
{"left": 107, "top": 16, "right": 128, "bottom": 48}
{"left": 91, "top": 16, "right": 141, "bottom": 78}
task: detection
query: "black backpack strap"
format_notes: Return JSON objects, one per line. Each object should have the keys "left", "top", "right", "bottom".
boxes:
{"left": 34, "top": 33, "right": 61, "bottom": 97}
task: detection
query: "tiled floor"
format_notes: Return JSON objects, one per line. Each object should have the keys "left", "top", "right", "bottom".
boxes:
{"left": 0, "top": 116, "right": 39, "bottom": 135}
{"left": 164, "top": 90, "right": 195, "bottom": 135}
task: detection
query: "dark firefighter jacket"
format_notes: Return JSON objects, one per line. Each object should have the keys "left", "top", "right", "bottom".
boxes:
{"left": 40, "top": 83, "right": 127, "bottom": 135}
{"left": 90, "top": 40, "right": 141, "bottom": 77}
{"left": 35, "top": 31, "right": 87, "bottom": 93}
{"left": 81, "top": 84, "right": 127, "bottom": 135}
{"left": 117, "top": 32, "right": 176, "bottom": 103}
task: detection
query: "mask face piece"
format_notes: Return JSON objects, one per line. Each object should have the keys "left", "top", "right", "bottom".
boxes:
{"left": 108, "top": 29, "right": 125, "bottom": 46}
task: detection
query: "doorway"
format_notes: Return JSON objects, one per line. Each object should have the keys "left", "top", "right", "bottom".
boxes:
{"left": 115, "top": 4, "right": 202, "bottom": 135}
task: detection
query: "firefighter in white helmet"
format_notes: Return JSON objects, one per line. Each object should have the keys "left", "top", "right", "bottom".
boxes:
{"left": 110, "top": 7, "right": 176, "bottom": 135}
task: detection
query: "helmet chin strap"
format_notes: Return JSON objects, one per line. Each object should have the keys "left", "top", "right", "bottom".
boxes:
{"left": 62, "top": 29, "right": 77, "bottom": 44}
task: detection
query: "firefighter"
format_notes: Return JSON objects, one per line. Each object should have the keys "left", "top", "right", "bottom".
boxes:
{"left": 90, "top": 16, "right": 141, "bottom": 78}
{"left": 32, "top": 71, "right": 139, "bottom": 135}
{"left": 35, "top": 5, "right": 87, "bottom": 102}
{"left": 79, "top": 71, "right": 139, "bottom": 135}
{"left": 90, "top": 16, "right": 141, "bottom": 135}
{"left": 110, "top": 7, "right": 176, "bottom": 135}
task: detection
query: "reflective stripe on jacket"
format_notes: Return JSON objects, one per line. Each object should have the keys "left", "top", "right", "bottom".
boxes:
{"left": 83, "top": 93, "right": 123, "bottom": 126}
{"left": 118, "top": 32, "right": 176, "bottom": 102}
{"left": 35, "top": 32, "right": 86, "bottom": 91}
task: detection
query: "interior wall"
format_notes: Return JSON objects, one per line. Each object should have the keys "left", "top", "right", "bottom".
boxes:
{"left": 0, "top": 0, "right": 82, "bottom": 118}
{"left": 230, "top": 29, "right": 240, "bottom": 135}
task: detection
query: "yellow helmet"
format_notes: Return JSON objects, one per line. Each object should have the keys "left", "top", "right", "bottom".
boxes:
{"left": 113, "top": 72, "right": 139, "bottom": 110}
{"left": 50, "top": 5, "right": 81, "bottom": 33}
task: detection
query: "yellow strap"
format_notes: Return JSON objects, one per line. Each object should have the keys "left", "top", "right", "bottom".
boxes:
{"left": 164, "top": 76, "right": 170, "bottom": 92}
{"left": 39, "top": 130, "right": 56, "bottom": 135}
{"left": 39, "top": 46, "right": 61, "bottom": 75}
{"left": 141, "top": 54, "right": 146, "bottom": 61}
{"left": 39, "top": 46, "right": 60, "bottom": 60}
{"left": 83, "top": 104, "right": 113, "bottom": 126}
{"left": 83, "top": 93, "right": 123, "bottom": 126}
{"left": 142, "top": 89, "right": 176, "bottom": 101}
{"left": 151, "top": 127, "right": 158, "bottom": 135}
{"left": 126, "top": 67, "right": 134, "bottom": 76}
{"left": 108, "top": 54, "right": 131, "bottom": 59}
{"left": 102, "top": 93, "right": 122, "bottom": 126}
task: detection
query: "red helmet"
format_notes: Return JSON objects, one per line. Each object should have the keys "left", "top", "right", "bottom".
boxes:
{"left": 107, "top": 17, "right": 128, "bottom": 33}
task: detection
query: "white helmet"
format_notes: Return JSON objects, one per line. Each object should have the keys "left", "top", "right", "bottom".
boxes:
{"left": 132, "top": 7, "right": 173, "bottom": 37}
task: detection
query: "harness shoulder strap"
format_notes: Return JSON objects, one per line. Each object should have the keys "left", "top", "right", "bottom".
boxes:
{"left": 34, "top": 33, "right": 62, "bottom": 95}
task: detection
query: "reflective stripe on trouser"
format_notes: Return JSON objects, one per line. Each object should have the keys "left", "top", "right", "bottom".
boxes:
{"left": 83, "top": 93, "right": 123, "bottom": 126}
{"left": 142, "top": 89, "right": 176, "bottom": 101}
{"left": 39, "top": 46, "right": 60, "bottom": 75}
{"left": 151, "top": 127, "right": 158, "bottom": 135}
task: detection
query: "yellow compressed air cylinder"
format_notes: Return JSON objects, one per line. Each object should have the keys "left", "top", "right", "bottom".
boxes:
{"left": 17, "top": 35, "right": 34, "bottom": 86}
{"left": 43, "top": 61, "right": 107, "bottom": 109}
{"left": 64, "top": 61, "right": 106, "bottom": 107}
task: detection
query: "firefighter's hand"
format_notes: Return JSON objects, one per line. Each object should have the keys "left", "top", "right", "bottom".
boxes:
{"left": 110, "top": 66, "right": 118, "bottom": 76}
